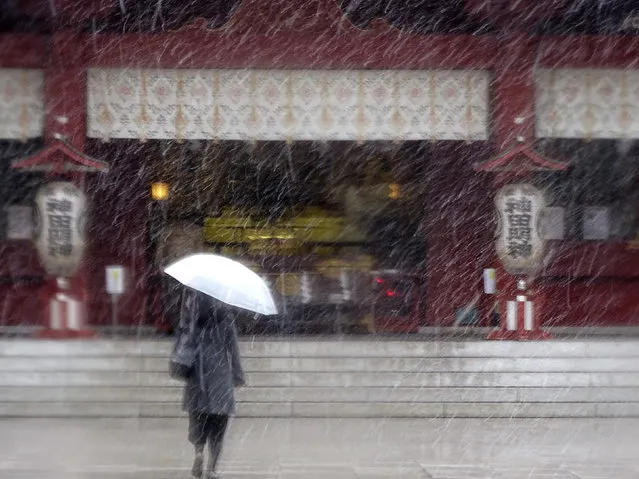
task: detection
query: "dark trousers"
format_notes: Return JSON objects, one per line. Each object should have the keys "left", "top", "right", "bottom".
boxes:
{"left": 189, "top": 413, "right": 229, "bottom": 470}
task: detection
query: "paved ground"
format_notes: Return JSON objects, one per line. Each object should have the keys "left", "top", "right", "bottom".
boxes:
{"left": 0, "top": 417, "right": 638, "bottom": 478}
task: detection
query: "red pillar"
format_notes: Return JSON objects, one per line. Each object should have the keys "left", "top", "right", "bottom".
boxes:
{"left": 487, "top": 34, "right": 551, "bottom": 340}
{"left": 38, "top": 34, "right": 94, "bottom": 338}
{"left": 45, "top": 35, "right": 87, "bottom": 152}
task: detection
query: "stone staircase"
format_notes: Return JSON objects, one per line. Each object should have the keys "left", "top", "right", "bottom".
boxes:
{"left": 0, "top": 338, "right": 638, "bottom": 418}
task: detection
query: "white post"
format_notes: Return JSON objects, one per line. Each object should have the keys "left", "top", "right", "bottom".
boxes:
{"left": 506, "top": 301, "right": 517, "bottom": 330}
{"left": 50, "top": 298, "right": 62, "bottom": 330}
{"left": 111, "top": 294, "right": 120, "bottom": 329}
{"left": 524, "top": 301, "right": 534, "bottom": 331}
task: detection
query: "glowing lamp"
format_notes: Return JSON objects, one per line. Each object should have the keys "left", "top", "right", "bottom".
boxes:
{"left": 151, "top": 182, "right": 170, "bottom": 201}
{"left": 388, "top": 183, "right": 401, "bottom": 199}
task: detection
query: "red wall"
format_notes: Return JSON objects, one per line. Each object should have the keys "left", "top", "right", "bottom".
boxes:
{"left": 424, "top": 143, "right": 494, "bottom": 327}
{"left": 83, "top": 141, "right": 150, "bottom": 328}
{"left": 539, "top": 243, "right": 639, "bottom": 326}
{"left": 0, "top": 242, "right": 45, "bottom": 327}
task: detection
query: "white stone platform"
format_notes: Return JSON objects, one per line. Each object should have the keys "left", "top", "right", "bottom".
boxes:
{"left": 0, "top": 417, "right": 637, "bottom": 478}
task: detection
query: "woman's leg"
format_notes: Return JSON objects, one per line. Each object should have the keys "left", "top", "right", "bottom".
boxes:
{"left": 189, "top": 412, "right": 210, "bottom": 478}
{"left": 206, "top": 415, "right": 229, "bottom": 476}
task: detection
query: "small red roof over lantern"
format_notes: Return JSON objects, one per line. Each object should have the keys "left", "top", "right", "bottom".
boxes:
{"left": 11, "top": 139, "right": 108, "bottom": 174}
{"left": 473, "top": 143, "right": 569, "bottom": 173}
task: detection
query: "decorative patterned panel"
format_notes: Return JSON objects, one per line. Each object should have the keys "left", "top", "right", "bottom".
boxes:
{"left": 87, "top": 69, "right": 489, "bottom": 141}
{"left": 0, "top": 69, "right": 44, "bottom": 140}
{"left": 536, "top": 69, "right": 639, "bottom": 139}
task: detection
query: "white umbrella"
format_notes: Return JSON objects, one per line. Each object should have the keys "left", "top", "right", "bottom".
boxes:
{"left": 163, "top": 253, "right": 278, "bottom": 316}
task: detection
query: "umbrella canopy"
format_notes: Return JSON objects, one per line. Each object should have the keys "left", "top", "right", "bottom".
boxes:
{"left": 163, "top": 253, "right": 278, "bottom": 316}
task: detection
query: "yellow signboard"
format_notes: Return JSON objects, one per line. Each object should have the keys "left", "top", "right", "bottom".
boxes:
{"left": 203, "top": 208, "right": 359, "bottom": 245}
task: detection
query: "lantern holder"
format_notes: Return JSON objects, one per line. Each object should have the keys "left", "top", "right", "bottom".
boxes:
{"left": 474, "top": 142, "right": 564, "bottom": 342}
{"left": 12, "top": 139, "right": 106, "bottom": 339}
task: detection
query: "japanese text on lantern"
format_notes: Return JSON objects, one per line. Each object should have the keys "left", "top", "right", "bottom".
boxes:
{"left": 506, "top": 197, "right": 532, "bottom": 259}
{"left": 46, "top": 198, "right": 73, "bottom": 257}
{"left": 495, "top": 183, "right": 545, "bottom": 275}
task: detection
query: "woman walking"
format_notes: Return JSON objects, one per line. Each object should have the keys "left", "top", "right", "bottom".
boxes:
{"left": 177, "top": 290, "right": 245, "bottom": 479}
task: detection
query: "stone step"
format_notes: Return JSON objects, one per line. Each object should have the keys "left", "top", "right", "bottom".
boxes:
{"left": 0, "top": 401, "right": 291, "bottom": 418}
{"left": 0, "top": 371, "right": 282, "bottom": 387}
{"left": 0, "top": 400, "right": 635, "bottom": 418}
{"left": 3, "top": 339, "right": 638, "bottom": 358}
{"left": 289, "top": 402, "right": 602, "bottom": 418}
{"left": 2, "top": 386, "right": 639, "bottom": 403}
{"left": 3, "top": 356, "right": 639, "bottom": 373}
{"left": 2, "top": 370, "right": 639, "bottom": 387}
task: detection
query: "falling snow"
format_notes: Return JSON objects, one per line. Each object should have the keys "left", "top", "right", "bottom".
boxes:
{"left": 0, "top": 1, "right": 638, "bottom": 478}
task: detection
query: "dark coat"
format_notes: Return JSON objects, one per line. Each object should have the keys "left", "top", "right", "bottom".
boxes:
{"left": 180, "top": 291, "right": 245, "bottom": 416}
{"left": 161, "top": 275, "right": 186, "bottom": 329}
